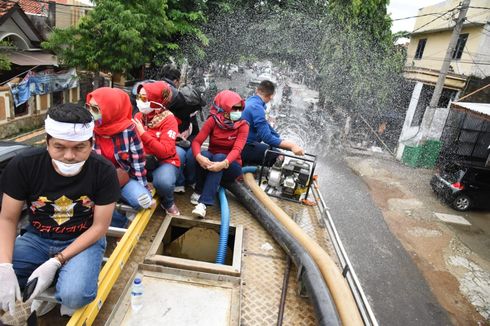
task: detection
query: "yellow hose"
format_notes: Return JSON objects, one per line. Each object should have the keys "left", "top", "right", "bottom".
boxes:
{"left": 244, "top": 173, "right": 363, "bottom": 326}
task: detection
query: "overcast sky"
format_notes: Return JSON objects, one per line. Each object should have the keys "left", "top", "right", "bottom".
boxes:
{"left": 388, "top": 0, "right": 446, "bottom": 32}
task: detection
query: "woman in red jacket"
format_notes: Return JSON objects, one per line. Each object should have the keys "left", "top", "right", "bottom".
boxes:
{"left": 191, "top": 90, "right": 249, "bottom": 218}
{"left": 86, "top": 87, "right": 151, "bottom": 227}
{"left": 133, "top": 81, "right": 181, "bottom": 216}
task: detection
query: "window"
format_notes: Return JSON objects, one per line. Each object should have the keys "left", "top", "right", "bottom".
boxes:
{"left": 452, "top": 33, "right": 468, "bottom": 60}
{"left": 414, "top": 39, "right": 427, "bottom": 59}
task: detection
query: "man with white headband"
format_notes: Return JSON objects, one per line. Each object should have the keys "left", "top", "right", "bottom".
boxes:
{"left": 0, "top": 103, "right": 120, "bottom": 317}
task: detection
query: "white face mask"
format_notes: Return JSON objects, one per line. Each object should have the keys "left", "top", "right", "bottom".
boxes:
{"left": 136, "top": 99, "right": 154, "bottom": 114}
{"left": 230, "top": 111, "right": 242, "bottom": 121}
{"left": 52, "top": 159, "right": 86, "bottom": 176}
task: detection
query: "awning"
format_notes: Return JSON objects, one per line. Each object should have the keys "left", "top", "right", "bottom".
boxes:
{"left": 451, "top": 102, "right": 490, "bottom": 119}
{"left": 6, "top": 51, "right": 58, "bottom": 66}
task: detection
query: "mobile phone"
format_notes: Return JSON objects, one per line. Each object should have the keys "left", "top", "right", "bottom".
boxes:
{"left": 23, "top": 277, "right": 38, "bottom": 302}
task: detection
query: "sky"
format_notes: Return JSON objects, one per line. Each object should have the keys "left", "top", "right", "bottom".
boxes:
{"left": 388, "top": 0, "right": 446, "bottom": 33}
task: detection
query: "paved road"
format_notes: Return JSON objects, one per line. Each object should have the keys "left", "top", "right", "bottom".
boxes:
{"left": 317, "top": 155, "right": 451, "bottom": 325}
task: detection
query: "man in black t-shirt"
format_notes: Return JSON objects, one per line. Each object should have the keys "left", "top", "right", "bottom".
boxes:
{"left": 0, "top": 103, "right": 120, "bottom": 317}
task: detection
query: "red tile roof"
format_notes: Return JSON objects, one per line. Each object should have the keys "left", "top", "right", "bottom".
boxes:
{"left": 18, "top": 0, "right": 47, "bottom": 16}
{"left": 0, "top": 2, "right": 16, "bottom": 18}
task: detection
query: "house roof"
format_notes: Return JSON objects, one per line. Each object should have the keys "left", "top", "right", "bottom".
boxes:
{"left": 18, "top": 0, "right": 47, "bottom": 16}
{"left": 452, "top": 102, "right": 490, "bottom": 119}
{"left": 0, "top": 2, "right": 16, "bottom": 18}
{"left": 5, "top": 50, "right": 58, "bottom": 66}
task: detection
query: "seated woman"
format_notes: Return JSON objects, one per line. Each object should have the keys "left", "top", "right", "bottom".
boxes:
{"left": 132, "top": 81, "right": 181, "bottom": 217}
{"left": 191, "top": 90, "right": 249, "bottom": 218}
{"left": 86, "top": 87, "right": 151, "bottom": 227}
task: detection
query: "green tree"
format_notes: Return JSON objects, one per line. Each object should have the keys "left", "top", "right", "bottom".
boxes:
{"left": 43, "top": 0, "right": 207, "bottom": 76}
{"left": 0, "top": 41, "right": 11, "bottom": 71}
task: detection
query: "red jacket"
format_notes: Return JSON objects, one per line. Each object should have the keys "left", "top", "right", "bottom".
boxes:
{"left": 192, "top": 117, "right": 249, "bottom": 166}
{"left": 135, "top": 110, "right": 180, "bottom": 168}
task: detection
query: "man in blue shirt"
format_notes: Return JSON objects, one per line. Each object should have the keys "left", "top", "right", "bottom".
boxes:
{"left": 242, "top": 80, "right": 304, "bottom": 166}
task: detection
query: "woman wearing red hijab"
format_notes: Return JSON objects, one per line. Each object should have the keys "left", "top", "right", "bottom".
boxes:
{"left": 191, "top": 90, "right": 249, "bottom": 218}
{"left": 86, "top": 87, "right": 151, "bottom": 227}
{"left": 133, "top": 81, "right": 181, "bottom": 217}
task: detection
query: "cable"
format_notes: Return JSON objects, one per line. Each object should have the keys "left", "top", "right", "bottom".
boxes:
{"left": 464, "top": 48, "right": 487, "bottom": 76}
{"left": 468, "top": 6, "right": 490, "bottom": 10}
{"left": 410, "top": 6, "right": 459, "bottom": 35}
{"left": 392, "top": 11, "right": 455, "bottom": 22}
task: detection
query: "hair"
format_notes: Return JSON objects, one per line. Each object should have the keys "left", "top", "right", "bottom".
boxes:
{"left": 47, "top": 103, "right": 93, "bottom": 124}
{"left": 46, "top": 103, "right": 93, "bottom": 144}
{"left": 257, "top": 80, "right": 275, "bottom": 96}
{"left": 162, "top": 64, "right": 181, "bottom": 81}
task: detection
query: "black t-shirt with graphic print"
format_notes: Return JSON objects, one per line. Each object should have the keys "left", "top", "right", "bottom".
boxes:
{"left": 2, "top": 147, "right": 120, "bottom": 240}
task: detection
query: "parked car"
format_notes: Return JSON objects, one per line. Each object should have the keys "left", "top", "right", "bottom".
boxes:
{"left": 430, "top": 161, "right": 490, "bottom": 211}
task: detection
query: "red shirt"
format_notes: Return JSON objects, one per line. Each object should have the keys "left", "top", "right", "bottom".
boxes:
{"left": 192, "top": 117, "right": 249, "bottom": 166}
{"left": 134, "top": 111, "right": 180, "bottom": 168}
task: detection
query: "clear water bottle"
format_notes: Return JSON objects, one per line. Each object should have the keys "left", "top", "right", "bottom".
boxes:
{"left": 130, "top": 275, "right": 144, "bottom": 312}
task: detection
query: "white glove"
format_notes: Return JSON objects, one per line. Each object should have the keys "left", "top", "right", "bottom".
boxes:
{"left": 26, "top": 258, "right": 61, "bottom": 301}
{"left": 0, "top": 263, "right": 21, "bottom": 315}
{"left": 137, "top": 193, "right": 152, "bottom": 209}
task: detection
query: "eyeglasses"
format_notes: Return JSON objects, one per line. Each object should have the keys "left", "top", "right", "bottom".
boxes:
{"left": 231, "top": 106, "right": 243, "bottom": 111}
{"left": 85, "top": 103, "right": 100, "bottom": 113}
{"left": 136, "top": 93, "right": 148, "bottom": 102}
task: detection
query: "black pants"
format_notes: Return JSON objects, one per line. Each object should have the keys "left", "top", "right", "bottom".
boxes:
{"left": 242, "top": 142, "right": 280, "bottom": 167}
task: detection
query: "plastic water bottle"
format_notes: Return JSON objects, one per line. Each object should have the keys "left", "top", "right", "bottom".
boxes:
{"left": 130, "top": 275, "right": 144, "bottom": 312}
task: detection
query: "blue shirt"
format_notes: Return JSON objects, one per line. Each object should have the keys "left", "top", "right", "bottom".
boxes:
{"left": 243, "top": 95, "right": 282, "bottom": 147}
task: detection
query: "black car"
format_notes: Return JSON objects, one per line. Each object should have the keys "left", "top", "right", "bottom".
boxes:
{"left": 430, "top": 161, "right": 490, "bottom": 211}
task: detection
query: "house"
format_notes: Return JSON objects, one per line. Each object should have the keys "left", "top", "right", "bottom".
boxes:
{"left": 396, "top": 0, "right": 490, "bottom": 168}
{"left": 0, "top": 2, "right": 81, "bottom": 139}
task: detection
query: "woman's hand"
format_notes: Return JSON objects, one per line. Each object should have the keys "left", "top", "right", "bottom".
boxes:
{"left": 207, "top": 160, "right": 227, "bottom": 172}
{"left": 196, "top": 154, "right": 212, "bottom": 169}
{"left": 132, "top": 118, "right": 145, "bottom": 135}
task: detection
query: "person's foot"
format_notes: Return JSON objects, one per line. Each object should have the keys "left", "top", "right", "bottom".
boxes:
{"left": 174, "top": 186, "right": 185, "bottom": 193}
{"left": 163, "top": 203, "right": 180, "bottom": 217}
{"left": 60, "top": 304, "right": 76, "bottom": 317}
{"left": 190, "top": 192, "right": 200, "bottom": 205}
{"left": 192, "top": 203, "right": 206, "bottom": 218}
{"left": 31, "top": 299, "right": 57, "bottom": 317}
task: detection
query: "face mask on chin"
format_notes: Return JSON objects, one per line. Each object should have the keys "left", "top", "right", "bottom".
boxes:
{"left": 52, "top": 159, "right": 86, "bottom": 176}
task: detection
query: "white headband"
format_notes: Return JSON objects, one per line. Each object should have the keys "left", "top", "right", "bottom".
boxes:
{"left": 45, "top": 115, "right": 94, "bottom": 141}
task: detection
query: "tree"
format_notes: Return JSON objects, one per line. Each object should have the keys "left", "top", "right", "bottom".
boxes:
{"left": 0, "top": 41, "right": 11, "bottom": 71}
{"left": 43, "top": 0, "right": 207, "bottom": 77}
{"left": 317, "top": 0, "right": 408, "bottom": 149}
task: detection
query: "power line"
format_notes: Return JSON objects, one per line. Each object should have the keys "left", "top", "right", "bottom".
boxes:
{"left": 392, "top": 11, "right": 454, "bottom": 22}
{"left": 468, "top": 6, "right": 490, "bottom": 10}
{"left": 464, "top": 48, "right": 487, "bottom": 76}
{"left": 410, "top": 6, "right": 459, "bottom": 35}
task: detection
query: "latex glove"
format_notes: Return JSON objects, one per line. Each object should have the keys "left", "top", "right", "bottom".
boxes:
{"left": 26, "top": 258, "right": 61, "bottom": 301}
{"left": 0, "top": 263, "right": 21, "bottom": 315}
{"left": 137, "top": 193, "right": 152, "bottom": 209}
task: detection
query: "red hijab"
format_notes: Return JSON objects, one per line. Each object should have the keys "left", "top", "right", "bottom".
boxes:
{"left": 140, "top": 81, "right": 173, "bottom": 109}
{"left": 209, "top": 90, "right": 246, "bottom": 130}
{"left": 87, "top": 87, "right": 133, "bottom": 136}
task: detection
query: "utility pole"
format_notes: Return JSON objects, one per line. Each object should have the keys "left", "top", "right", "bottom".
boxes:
{"left": 428, "top": 0, "right": 471, "bottom": 108}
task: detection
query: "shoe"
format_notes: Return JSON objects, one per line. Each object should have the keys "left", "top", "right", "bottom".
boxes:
{"left": 60, "top": 304, "right": 76, "bottom": 317}
{"left": 190, "top": 192, "right": 200, "bottom": 205}
{"left": 31, "top": 299, "right": 57, "bottom": 317}
{"left": 189, "top": 183, "right": 196, "bottom": 190}
{"left": 163, "top": 203, "right": 180, "bottom": 217}
{"left": 174, "top": 186, "right": 185, "bottom": 193}
{"left": 192, "top": 203, "right": 206, "bottom": 218}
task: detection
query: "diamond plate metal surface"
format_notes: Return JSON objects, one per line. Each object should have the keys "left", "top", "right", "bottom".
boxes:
{"left": 1, "top": 188, "right": 337, "bottom": 326}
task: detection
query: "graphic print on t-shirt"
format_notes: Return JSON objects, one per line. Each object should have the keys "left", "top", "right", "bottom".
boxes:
{"left": 29, "top": 195, "right": 95, "bottom": 234}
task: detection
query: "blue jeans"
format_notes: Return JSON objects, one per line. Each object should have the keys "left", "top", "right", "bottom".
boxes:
{"left": 242, "top": 142, "right": 280, "bottom": 167}
{"left": 112, "top": 179, "right": 151, "bottom": 227}
{"left": 195, "top": 151, "right": 242, "bottom": 206}
{"left": 152, "top": 163, "right": 178, "bottom": 209}
{"left": 12, "top": 232, "right": 106, "bottom": 309}
{"left": 176, "top": 146, "right": 197, "bottom": 187}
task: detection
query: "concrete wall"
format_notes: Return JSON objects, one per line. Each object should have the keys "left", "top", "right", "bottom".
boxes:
{"left": 0, "top": 86, "right": 80, "bottom": 139}
{"left": 406, "top": 25, "right": 490, "bottom": 77}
